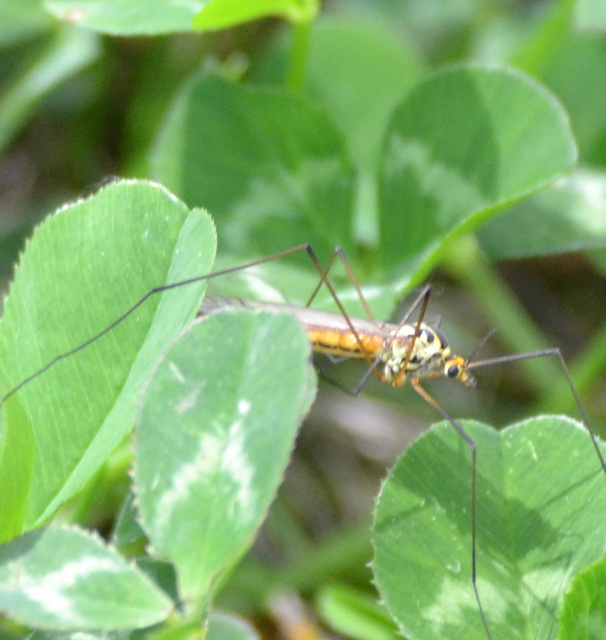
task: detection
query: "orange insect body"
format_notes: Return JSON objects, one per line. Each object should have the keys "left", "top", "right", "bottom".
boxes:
{"left": 199, "top": 297, "right": 476, "bottom": 389}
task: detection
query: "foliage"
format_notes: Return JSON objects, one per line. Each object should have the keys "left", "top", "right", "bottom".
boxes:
{"left": 1, "top": 1, "right": 606, "bottom": 639}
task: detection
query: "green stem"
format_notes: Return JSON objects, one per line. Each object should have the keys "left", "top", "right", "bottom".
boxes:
{"left": 287, "top": 20, "right": 312, "bottom": 92}
{"left": 223, "top": 522, "right": 372, "bottom": 607}
{"left": 0, "top": 27, "right": 99, "bottom": 154}
{"left": 68, "top": 442, "right": 132, "bottom": 524}
{"left": 443, "top": 235, "right": 560, "bottom": 399}
{"left": 539, "top": 319, "right": 606, "bottom": 416}
{"left": 511, "top": 0, "right": 575, "bottom": 77}
{"left": 274, "top": 522, "right": 372, "bottom": 591}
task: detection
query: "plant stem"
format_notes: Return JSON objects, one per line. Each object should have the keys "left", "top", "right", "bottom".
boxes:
{"left": 287, "top": 21, "right": 312, "bottom": 92}
{"left": 443, "top": 235, "right": 560, "bottom": 399}
{"left": 538, "top": 320, "right": 606, "bottom": 418}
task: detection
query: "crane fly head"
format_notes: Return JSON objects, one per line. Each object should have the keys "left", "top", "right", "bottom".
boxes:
{"left": 444, "top": 354, "right": 477, "bottom": 388}
{"left": 383, "top": 323, "right": 477, "bottom": 388}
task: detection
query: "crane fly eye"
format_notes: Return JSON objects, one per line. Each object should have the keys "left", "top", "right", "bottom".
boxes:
{"left": 420, "top": 328, "right": 434, "bottom": 344}
{"left": 447, "top": 363, "right": 460, "bottom": 378}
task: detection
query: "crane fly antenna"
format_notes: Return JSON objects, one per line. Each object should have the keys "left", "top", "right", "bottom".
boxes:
{"left": 467, "top": 328, "right": 498, "bottom": 365}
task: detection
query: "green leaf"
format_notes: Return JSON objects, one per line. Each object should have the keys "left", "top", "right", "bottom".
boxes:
{"left": 136, "top": 558, "right": 179, "bottom": 606}
{"left": 43, "top": 0, "right": 204, "bottom": 35}
{"left": 207, "top": 612, "right": 259, "bottom": 640}
{"left": 542, "top": 34, "right": 606, "bottom": 162}
{"left": 153, "top": 74, "right": 355, "bottom": 259}
{"left": 379, "top": 65, "right": 577, "bottom": 284}
{"left": 373, "top": 418, "right": 606, "bottom": 640}
{"left": 112, "top": 491, "right": 146, "bottom": 550}
{"left": 304, "top": 19, "right": 424, "bottom": 172}
{"left": 559, "top": 557, "right": 606, "bottom": 640}
{"left": 251, "top": 18, "right": 424, "bottom": 231}
{"left": 303, "top": 19, "right": 424, "bottom": 245}
{"left": 478, "top": 169, "right": 606, "bottom": 259}
{"left": 0, "top": 393, "right": 34, "bottom": 542}
{"left": 193, "top": 0, "right": 319, "bottom": 30}
{"left": 134, "top": 309, "right": 315, "bottom": 603}
{"left": 0, "top": 179, "right": 216, "bottom": 536}
{"left": 316, "top": 583, "right": 399, "bottom": 640}
{"left": 153, "top": 66, "right": 576, "bottom": 309}
{"left": 0, "top": 526, "right": 172, "bottom": 630}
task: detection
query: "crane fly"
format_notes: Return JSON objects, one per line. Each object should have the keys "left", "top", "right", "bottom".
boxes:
{"left": 196, "top": 246, "right": 606, "bottom": 639}
{"left": 1, "top": 242, "right": 605, "bottom": 640}
{"left": 199, "top": 292, "right": 476, "bottom": 390}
